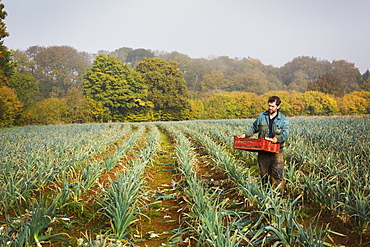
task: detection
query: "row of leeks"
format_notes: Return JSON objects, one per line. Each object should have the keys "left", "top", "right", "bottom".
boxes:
{"left": 0, "top": 194, "right": 70, "bottom": 247}
{"left": 173, "top": 121, "right": 335, "bottom": 246}
{"left": 160, "top": 124, "right": 246, "bottom": 247}
{"left": 0, "top": 123, "right": 131, "bottom": 213}
{"left": 285, "top": 118, "right": 370, "bottom": 232}
{"left": 0, "top": 123, "right": 144, "bottom": 246}
{"left": 91, "top": 124, "right": 161, "bottom": 246}
{"left": 57, "top": 124, "right": 145, "bottom": 207}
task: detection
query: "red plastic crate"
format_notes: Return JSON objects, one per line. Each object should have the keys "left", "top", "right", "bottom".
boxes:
{"left": 233, "top": 136, "right": 280, "bottom": 153}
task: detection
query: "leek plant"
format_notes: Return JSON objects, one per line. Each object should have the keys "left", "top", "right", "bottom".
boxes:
{"left": 0, "top": 196, "right": 68, "bottom": 246}
{"left": 97, "top": 163, "right": 147, "bottom": 240}
{"left": 0, "top": 156, "right": 59, "bottom": 212}
{"left": 97, "top": 124, "right": 159, "bottom": 242}
{"left": 340, "top": 188, "right": 370, "bottom": 231}
{"left": 104, "top": 124, "right": 145, "bottom": 171}
{"left": 262, "top": 201, "right": 331, "bottom": 247}
{"left": 190, "top": 195, "right": 244, "bottom": 247}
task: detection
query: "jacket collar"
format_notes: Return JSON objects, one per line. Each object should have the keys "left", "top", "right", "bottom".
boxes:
{"left": 263, "top": 111, "right": 281, "bottom": 119}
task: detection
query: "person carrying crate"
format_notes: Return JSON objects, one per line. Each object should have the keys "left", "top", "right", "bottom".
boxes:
{"left": 239, "top": 95, "right": 289, "bottom": 196}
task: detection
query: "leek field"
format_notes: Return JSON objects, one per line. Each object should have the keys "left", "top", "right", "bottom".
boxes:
{"left": 0, "top": 117, "right": 369, "bottom": 246}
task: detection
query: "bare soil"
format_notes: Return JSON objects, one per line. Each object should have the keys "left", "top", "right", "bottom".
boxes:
{"left": 133, "top": 136, "right": 185, "bottom": 246}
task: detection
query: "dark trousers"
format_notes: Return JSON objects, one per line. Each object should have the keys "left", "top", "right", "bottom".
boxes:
{"left": 257, "top": 150, "right": 285, "bottom": 193}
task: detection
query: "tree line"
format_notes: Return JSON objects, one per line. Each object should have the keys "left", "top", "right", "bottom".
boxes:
{"left": 2, "top": 45, "right": 370, "bottom": 126}
{"left": 0, "top": 0, "right": 370, "bottom": 126}
{"left": 1, "top": 48, "right": 369, "bottom": 126}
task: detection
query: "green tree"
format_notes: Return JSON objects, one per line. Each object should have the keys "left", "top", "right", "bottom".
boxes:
{"left": 307, "top": 72, "right": 343, "bottom": 96}
{"left": 278, "top": 56, "right": 327, "bottom": 92}
{"left": 83, "top": 54, "right": 151, "bottom": 122}
{"left": 135, "top": 57, "right": 191, "bottom": 120}
{"left": 329, "top": 60, "right": 361, "bottom": 93}
{"left": 361, "top": 69, "right": 370, "bottom": 84}
{"left": 201, "top": 70, "right": 227, "bottom": 92}
{"left": 264, "top": 65, "right": 286, "bottom": 92}
{"left": 288, "top": 71, "right": 309, "bottom": 92}
{"left": 294, "top": 91, "right": 338, "bottom": 116}
{"left": 0, "top": 2, "right": 15, "bottom": 84}
{"left": 201, "top": 93, "right": 230, "bottom": 119}
{"left": 361, "top": 77, "right": 370, "bottom": 91}
{"left": 110, "top": 47, "right": 133, "bottom": 62}
{"left": 159, "top": 51, "right": 202, "bottom": 92}
{"left": 12, "top": 49, "right": 35, "bottom": 74}
{"left": 23, "top": 45, "right": 92, "bottom": 99}
{"left": 225, "top": 91, "right": 262, "bottom": 119}
{"left": 0, "top": 85, "right": 23, "bottom": 127}
{"left": 185, "top": 58, "right": 210, "bottom": 92}
{"left": 22, "top": 97, "right": 67, "bottom": 125}
{"left": 339, "top": 92, "right": 367, "bottom": 115}
{"left": 126, "top": 48, "right": 154, "bottom": 67}
{"left": 197, "top": 91, "right": 263, "bottom": 119}
{"left": 64, "top": 87, "right": 93, "bottom": 123}
{"left": 230, "top": 69, "right": 268, "bottom": 94}
{"left": 7, "top": 72, "right": 39, "bottom": 109}
{"left": 339, "top": 91, "right": 370, "bottom": 114}
{"left": 188, "top": 98, "right": 204, "bottom": 119}
{"left": 6, "top": 49, "right": 40, "bottom": 109}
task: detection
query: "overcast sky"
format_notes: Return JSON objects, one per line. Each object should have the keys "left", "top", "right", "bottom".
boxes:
{"left": 3, "top": 0, "right": 370, "bottom": 73}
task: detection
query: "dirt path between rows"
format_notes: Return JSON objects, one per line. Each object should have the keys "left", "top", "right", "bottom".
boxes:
{"left": 133, "top": 131, "right": 186, "bottom": 246}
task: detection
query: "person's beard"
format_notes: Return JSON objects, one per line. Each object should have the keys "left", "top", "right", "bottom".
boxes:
{"left": 269, "top": 108, "right": 278, "bottom": 115}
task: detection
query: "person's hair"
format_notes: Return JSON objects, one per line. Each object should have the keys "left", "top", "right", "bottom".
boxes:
{"left": 268, "top": 96, "right": 281, "bottom": 106}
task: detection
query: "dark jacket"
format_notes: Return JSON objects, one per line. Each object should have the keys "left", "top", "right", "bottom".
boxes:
{"left": 244, "top": 111, "right": 289, "bottom": 148}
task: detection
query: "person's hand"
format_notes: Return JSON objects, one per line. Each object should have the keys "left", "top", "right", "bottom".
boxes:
{"left": 239, "top": 134, "right": 246, "bottom": 138}
{"left": 265, "top": 137, "right": 278, "bottom": 143}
